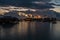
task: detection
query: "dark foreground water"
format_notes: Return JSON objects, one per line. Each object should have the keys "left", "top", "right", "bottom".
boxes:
{"left": 0, "top": 21, "right": 50, "bottom": 40}
{"left": 50, "top": 21, "right": 60, "bottom": 40}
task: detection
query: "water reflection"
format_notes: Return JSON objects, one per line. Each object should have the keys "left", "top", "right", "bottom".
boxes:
{"left": 0, "top": 21, "right": 50, "bottom": 40}
{"left": 51, "top": 21, "right": 60, "bottom": 40}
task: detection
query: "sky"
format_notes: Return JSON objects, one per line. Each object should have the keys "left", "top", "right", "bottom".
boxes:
{"left": 0, "top": 0, "right": 60, "bottom": 13}
{"left": 50, "top": 0, "right": 60, "bottom": 13}
{"left": 51, "top": 6, "right": 60, "bottom": 13}
{"left": 0, "top": 0, "right": 51, "bottom": 6}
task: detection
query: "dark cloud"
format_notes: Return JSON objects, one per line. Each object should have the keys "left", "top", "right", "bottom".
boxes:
{"left": 29, "top": 2, "right": 55, "bottom": 9}
{"left": 26, "top": 0, "right": 55, "bottom": 8}
{"left": 0, "top": 0, "right": 51, "bottom": 6}
{"left": 0, "top": 0, "right": 54, "bottom": 9}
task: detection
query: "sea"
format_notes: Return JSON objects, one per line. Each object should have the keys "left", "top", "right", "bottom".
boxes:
{"left": 0, "top": 21, "right": 60, "bottom": 40}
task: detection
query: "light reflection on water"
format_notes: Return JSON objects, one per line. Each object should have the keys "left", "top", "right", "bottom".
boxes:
{"left": 0, "top": 21, "right": 60, "bottom": 40}
{"left": 51, "top": 21, "right": 60, "bottom": 40}
{"left": 0, "top": 21, "right": 50, "bottom": 40}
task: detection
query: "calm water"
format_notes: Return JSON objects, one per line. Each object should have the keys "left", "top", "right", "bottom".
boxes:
{"left": 50, "top": 21, "right": 60, "bottom": 40}
{"left": 0, "top": 21, "right": 50, "bottom": 40}
{"left": 0, "top": 21, "right": 60, "bottom": 40}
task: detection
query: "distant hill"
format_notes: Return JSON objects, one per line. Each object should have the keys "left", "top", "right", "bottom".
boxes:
{"left": 4, "top": 11, "right": 21, "bottom": 20}
{"left": 47, "top": 10, "right": 60, "bottom": 20}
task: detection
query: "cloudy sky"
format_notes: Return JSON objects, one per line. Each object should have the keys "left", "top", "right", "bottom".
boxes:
{"left": 0, "top": 0, "right": 60, "bottom": 13}
{"left": 0, "top": 0, "right": 51, "bottom": 6}
{"left": 50, "top": 0, "right": 60, "bottom": 13}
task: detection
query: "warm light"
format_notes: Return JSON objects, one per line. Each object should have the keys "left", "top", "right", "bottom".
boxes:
{"left": 28, "top": 14, "right": 32, "bottom": 18}
{"left": 0, "top": 9, "right": 9, "bottom": 15}
{"left": 25, "top": 14, "right": 28, "bottom": 17}
{"left": 37, "top": 15, "right": 42, "bottom": 18}
{"left": 33, "top": 15, "right": 42, "bottom": 19}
